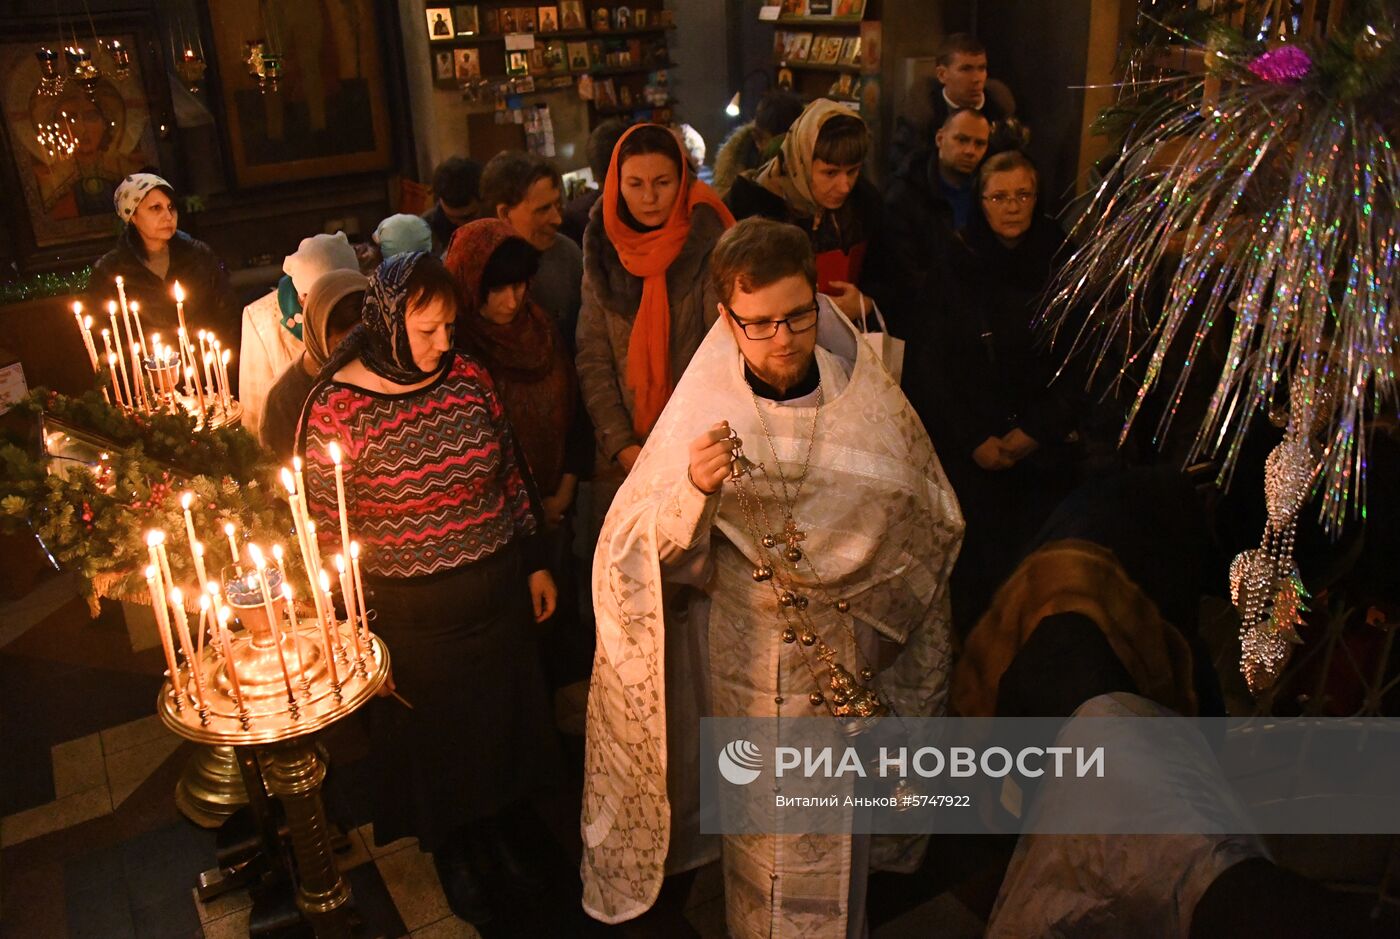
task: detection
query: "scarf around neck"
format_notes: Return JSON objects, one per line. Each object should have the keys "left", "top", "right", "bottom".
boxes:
{"left": 750, "top": 98, "right": 865, "bottom": 227}
{"left": 359, "top": 252, "right": 443, "bottom": 385}
{"left": 446, "top": 218, "right": 577, "bottom": 492}
{"left": 602, "top": 124, "right": 735, "bottom": 438}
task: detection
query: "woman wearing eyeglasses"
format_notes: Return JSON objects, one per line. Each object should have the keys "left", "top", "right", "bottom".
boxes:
{"left": 906, "top": 149, "right": 1086, "bottom": 634}
{"left": 576, "top": 123, "right": 735, "bottom": 527}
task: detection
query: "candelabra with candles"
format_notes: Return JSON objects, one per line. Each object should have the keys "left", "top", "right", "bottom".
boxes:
{"left": 70, "top": 277, "right": 240, "bottom": 428}
{"left": 148, "top": 467, "right": 387, "bottom": 937}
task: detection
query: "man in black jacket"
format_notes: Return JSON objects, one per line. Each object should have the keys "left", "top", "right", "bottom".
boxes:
{"left": 879, "top": 108, "right": 991, "bottom": 332}
{"left": 890, "top": 33, "right": 1018, "bottom": 170}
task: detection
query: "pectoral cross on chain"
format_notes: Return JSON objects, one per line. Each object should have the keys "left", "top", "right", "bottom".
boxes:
{"left": 777, "top": 517, "right": 806, "bottom": 563}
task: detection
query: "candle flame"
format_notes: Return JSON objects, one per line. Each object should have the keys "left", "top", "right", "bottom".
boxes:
{"left": 248, "top": 543, "right": 266, "bottom": 569}
{"left": 319, "top": 569, "right": 332, "bottom": 591}
{"left": 107, "top": 353, "right": 117, "bottom": 364}
{"left": 293, "top": 455, "right": 303, "bottom": 472}
{"left": 193, "top": 541, "right": 204, "bottom": 557}
{"left": 223, "top": 522, "right": 235, "bottom": 536}
{"left": 72, "top": 300, "right": 82, "bottom": 314}
{"left": 334, "top": 554, "right": 346, "bottom": 573}
{"left": 328, "top": 441, "right": 343, "bottom": 464}
{"left": 218, "top": 606, "right": 230, "bottom": 625}
{"left": 350, "top": 541, "right": 360, "bottom": 559}
{"left": 221, "top": 349, "right": 231, "bottom": 365}
{"left": 206, "top": 580, "right": 219, "bottom": 596}
{"left": 180, "top": 491, "right": 193, "bottom": 510}
{"left": 146, "top": 530, "right": 165, "bottom": 547}
{"left": 115, "top": 275, "right": 124, "bottom": 286}
{"left": 199, "top": 594, "right": 210, "bottom": 611}
{"left": 170, "top": 586, "right": 183, "bottom": 605}
{"left": 272, "top": 544, "right": 284, "bottom": 562}
{"left": 145, "top": 564, "right": 157, "bottom": 579}
{"left": 282, "top": 582, "right": 294, "bottom": 600}
{"left": 107, "top": 300, "right": 117, "bottom": 314}
{"left": 172, "top": 281, "right": 185, "bottom": 303}
{"left": 130, "top": 301, "right": 139, "bottom": 312}
{"left": 280, "top": 468, "right": 295, "bottom": 493}
{"left": 84, "top": 315, "right": 93, "bottom": 328}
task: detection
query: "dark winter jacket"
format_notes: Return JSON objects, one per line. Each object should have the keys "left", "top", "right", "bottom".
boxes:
{"left": 890, "top": 76, "right": 1017, "bottom": 172}
{"left": 89, "top": 227, "right": 240, "bottom": 342}
{"left": 879, "top": 146, "right": 974, "bottom": 331}
{"left": 906, "top": 212, "right": 1078, "bottom": 460}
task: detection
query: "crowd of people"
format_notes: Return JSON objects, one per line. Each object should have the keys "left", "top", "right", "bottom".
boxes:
{"left": 84, "top": 32, "right": 1348, "bottom": 938}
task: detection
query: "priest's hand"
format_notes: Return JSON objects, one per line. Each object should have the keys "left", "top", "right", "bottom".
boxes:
{"left": 688, "top": 422, "right": 736, "bottom": 495}
{"left": 528, "top": 569, "right": 558, "bottom": 622}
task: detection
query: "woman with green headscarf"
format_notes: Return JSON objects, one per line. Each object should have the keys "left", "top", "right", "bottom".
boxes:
{"left": 725, "top": 98, "right": 885, "bottom": 323}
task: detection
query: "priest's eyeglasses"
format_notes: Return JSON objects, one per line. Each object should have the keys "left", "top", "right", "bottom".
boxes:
{"left": 724, "top": 301, "right": 820, "bottom": 340}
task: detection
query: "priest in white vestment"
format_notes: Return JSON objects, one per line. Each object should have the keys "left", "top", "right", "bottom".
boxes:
{"left": 581, "top": 218, "right": 963, "bottom": 938}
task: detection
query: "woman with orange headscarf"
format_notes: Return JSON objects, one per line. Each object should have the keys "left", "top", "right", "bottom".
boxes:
{"left": 576, "top": 123, "right": 734, "bottom": 525}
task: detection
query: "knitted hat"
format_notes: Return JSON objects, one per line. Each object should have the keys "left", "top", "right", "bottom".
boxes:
{"left": 373, "top": 214, "right": 433, "bottom": 259}
{"left": 282, "top": 233, "right": 359, "bottom": 298}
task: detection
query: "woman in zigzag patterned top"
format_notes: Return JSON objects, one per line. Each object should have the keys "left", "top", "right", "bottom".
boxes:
{"left": 298, "top": 251, "right": 562, "bottom": 928}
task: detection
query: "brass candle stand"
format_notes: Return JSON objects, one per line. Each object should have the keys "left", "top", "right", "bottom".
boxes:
{"left": 158, "top": 566, "right": 389, "bottom": 939}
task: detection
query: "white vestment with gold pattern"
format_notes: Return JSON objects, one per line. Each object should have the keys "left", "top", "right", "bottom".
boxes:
{"left": 581, "top": 302, "right": 963, "bottom": 937}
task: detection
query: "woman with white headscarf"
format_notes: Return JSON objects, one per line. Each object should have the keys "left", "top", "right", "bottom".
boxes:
{"left": 89, "top": 173, "right": 239, "bottom": 339}
{"left": 240, "top": 233, "right": 359, "bottom": 437}
{"left": 258, "top": 268, "right": 366, "bottom": 460}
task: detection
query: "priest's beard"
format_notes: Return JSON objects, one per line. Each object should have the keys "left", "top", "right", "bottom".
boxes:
{"left": 747, "top": 346, "right": 816, "bottom": 395}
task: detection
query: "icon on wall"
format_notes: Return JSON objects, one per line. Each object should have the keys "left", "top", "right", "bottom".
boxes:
{"left": 425, "top": 7, "right": 454, "bottom": 40}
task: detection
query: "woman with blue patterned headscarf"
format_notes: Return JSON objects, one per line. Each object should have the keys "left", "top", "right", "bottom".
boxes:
{"left": 297, "top": 251, "right": 561, "bottom": 928}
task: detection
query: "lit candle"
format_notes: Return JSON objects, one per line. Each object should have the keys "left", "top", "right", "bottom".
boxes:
{"left": 327, "top": 442, "right": 356, "bottom": 619}
{"left": 104, "top": 350, "right": 125, "bottom": 409}
{"left": 219, "top": 348, "right": 232, "bottom": 409}
{"left": 116, "top": 290, "right": 139, "bottom": 396}
{"left": 199, "top": 332, "right": 215, "bottom": 400}
{"left": 281, "top": 468, "right": 328, "bottom": 634}
{"left": 224, "top": 522, "right": 242, "bottom": 575}
{"left": 115, "top": 273, "right": 130, "bottom": 322}
{"left": 335, "top": 554, "right": 365, "bottom": 666}
{"left": 107, "top": 302, "right": 134, "bottom": 408}
{"left": 177, "top": 326, "right": 196, "bottom": 389}
{"left": 315, "top": 569, "right": 341, "bottom": 689}
{"left": 149, "top": 530, "right": 176, "bottom": 599}
{"left": 350, "top": 541, "right": 370, "bottom": 643}
{"left": 215, "top": 604, "right": 248, "bottom": 719}
{"left": 168, "top": 587, "right": 208, "bottom": 712}
{"left": 129, "top": 299, "right": 148, "bottom": 360}
{"left": 73, "top": 302, "right": 99, "bottom": 372}
{"left": 172, "top": 282, "right": 191, "bottom": 367}
{"left": 249, "top": 544, "right": 298, "bottom": 708}
{"left": 130, "top": 341, "right": 150, "bottom": 411}
{"left": 180, "top": 492, "right": 208, "bottom": 592}
{"left": 144, "top": 558, "right": 183, "bottom": 710}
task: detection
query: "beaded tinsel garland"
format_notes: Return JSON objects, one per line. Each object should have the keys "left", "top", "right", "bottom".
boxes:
{"left": 1041, "top": 6, "right": 1398, "bottom": 692}
{"left": 1043, "top": 9, "right": 1398, "bottom": 537}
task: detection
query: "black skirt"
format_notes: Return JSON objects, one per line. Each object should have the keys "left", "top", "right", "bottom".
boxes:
{"left": 362, "top": 540, "right": 561, "bottom": 851}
